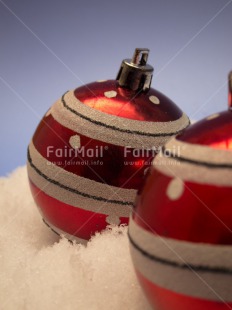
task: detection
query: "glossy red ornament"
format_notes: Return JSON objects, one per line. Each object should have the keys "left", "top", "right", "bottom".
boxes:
{"left": 27, "top": 48, "right": 189, "bottom": 243}
{"left": 129, "top": 72, "right": 232, "bottom": 309}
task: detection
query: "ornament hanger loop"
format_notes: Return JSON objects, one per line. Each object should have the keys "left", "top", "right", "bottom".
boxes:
{"left": 132, "top": 48, "right": 149, "bottom": 66}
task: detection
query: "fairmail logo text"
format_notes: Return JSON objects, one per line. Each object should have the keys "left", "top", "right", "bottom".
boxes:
{"left": 46, "top": 145, "right": 106, "bottom": 158}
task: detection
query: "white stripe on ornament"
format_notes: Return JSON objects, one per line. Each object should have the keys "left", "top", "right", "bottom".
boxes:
{"left": 165, "top": 137, "right": 232, "bottom": 166}
{"left": 28, "top": 141, "right": 135, "bottom": 205}
{"left": 50, "top": 91, "right": 189, "bottom": 148}
{"left": 153, "top": 153, "right": 232, "bottom": 187}
{"left": 27, "top": 142, "right": 134, "bottom": 219}
{"left": 129, "top": 217, "right": 232, "bottom": 271}
{"left": 27, "top": 164, "right": 131, "bottom": 220}
{"left": 130, "top": 243, "right": 232, "bottom": 301}
{"left": 63, "top": 90, "right": 189, "bottom": 135}
{"left": 129, "top": 217, "right": 232, "bottom": 301}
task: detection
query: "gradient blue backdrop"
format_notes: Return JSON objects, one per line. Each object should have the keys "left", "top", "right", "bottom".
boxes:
{"left": 0, "top": 0, "right": 232, "bottom": 175}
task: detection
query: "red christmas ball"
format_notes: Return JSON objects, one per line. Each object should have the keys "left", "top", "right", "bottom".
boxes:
{"left": 27, "top": 48, "right": 189, "bottom": 243}
{"left": 129, "top": 73, "right": 232, "bottom": 310}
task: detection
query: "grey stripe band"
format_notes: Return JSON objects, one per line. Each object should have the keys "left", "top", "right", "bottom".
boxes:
{"left": 129, "top": 217, "right": 232, "bottom": 271}
{"left": 27, "top": 142, "right": 134, "bottom": 217}
{"left": 130, "top": 244, "right": 232, "bottom": 301}
{"left": 51, "top": 91, "right": 189, "bottom": 148}
{"left": 129, "top": 218, "right": 232, "bottom": 301}
{"left": 153, "top": 153, "right": 232, "bottom": 187}
{"left": 165, "top": 138, "right": 232, "bottom": 166}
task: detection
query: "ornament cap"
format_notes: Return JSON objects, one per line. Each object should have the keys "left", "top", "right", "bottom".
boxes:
{"left": 228, "top": 71, "right": 232, "bottom": 109}
{"left": 116, "top": 48, "right": 154, "bottom": 92}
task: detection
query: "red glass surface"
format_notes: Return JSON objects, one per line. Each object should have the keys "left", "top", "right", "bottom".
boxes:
{"left": 133, "top": 109, "right": 232, "bottom": 245}
{"left": 74, "top": 80, "right": 183, "bottom": 122}
{"left": 33, "top": 114, "right": 153, "bottom": 189}
{"left": 137, "top": 271, "right": 232, "bottom": 310}
{"left": 134, "top": 169, "right": 232, "bottom": 245}
{"left": 29, "top": 179, "right": 128, "bottom": 240}
{"left": 179, "top": 110, "right": 232, "bottom": 150}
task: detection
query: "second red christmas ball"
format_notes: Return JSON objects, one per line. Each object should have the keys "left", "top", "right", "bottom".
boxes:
{"left": 129, "top": 72, "right": 232, "bottom": 310}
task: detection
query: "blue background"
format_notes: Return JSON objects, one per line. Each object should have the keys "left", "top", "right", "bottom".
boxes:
{"left": 1, "top": 0, "right": 232, "bottom": 175}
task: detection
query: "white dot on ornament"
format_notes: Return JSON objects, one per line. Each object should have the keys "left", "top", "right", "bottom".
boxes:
{"left": 97, "top": 80, "right": 107, "bottom": 82}
{"left": 166, "top": 178, "right": 184, "bottom": 200}
{"left": 149, "top": 95, "right": 160, "bottom": 104}
{"left": 206, "top": 113, "right": 220, "bottom": 121}
{"left": 69, "top": 135, "right": 81, "bottom": 149}
{"left": 104, "top": 90, "right": 117, "bottom": 98}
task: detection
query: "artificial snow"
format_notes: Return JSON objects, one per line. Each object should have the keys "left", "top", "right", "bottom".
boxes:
{"left": 0, "top": 167, "right": 151, "bottom": 310}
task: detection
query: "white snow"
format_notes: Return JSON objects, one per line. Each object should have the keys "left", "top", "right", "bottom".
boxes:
{"left": 0, "top": 167, "right": 151, "bottom": 310}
